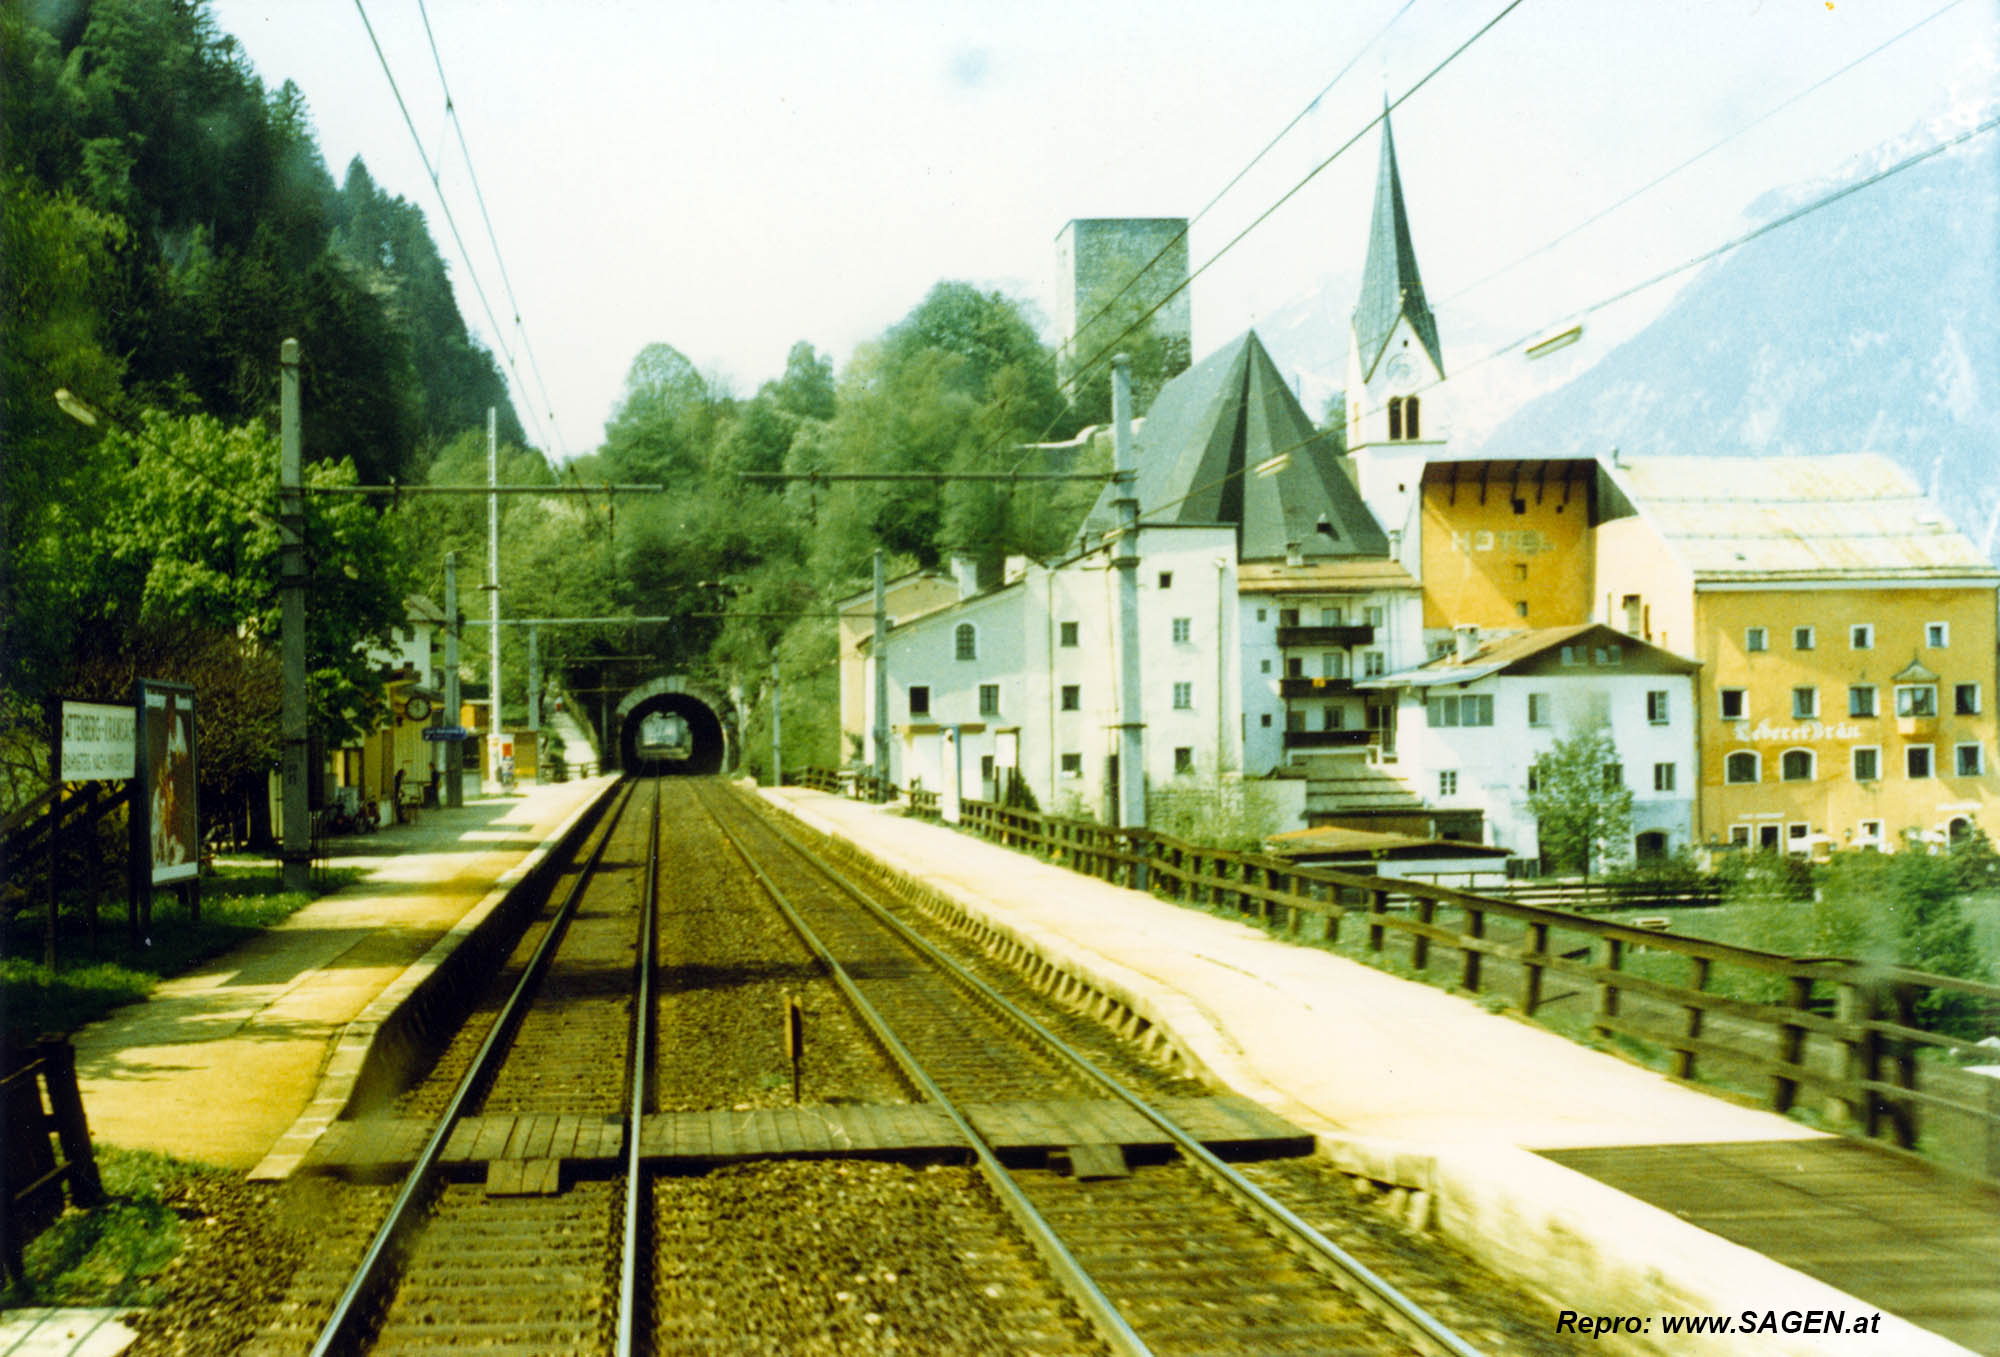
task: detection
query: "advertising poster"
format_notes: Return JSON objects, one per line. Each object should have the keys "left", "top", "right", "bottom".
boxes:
{"left": 139, "top": 681, "right": 199, "bottom": 885}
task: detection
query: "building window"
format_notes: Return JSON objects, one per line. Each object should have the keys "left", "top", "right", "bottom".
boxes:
{"left": 1907, "top": 745, "right": 1934, "bottom": 778}
{"left": 1857, "top": 819, "right": 1883, "bottom": 845}
{"left": 1895, "top": 684, "right": 1938, "bottom": 718}
{"left": 909, "top": 686, "right": 930, "bottom": 717}
{"left": 1324, "top": 705, "right": 1345, "bottom": 730}
{"left": 980, "top": 754, "right": 994, "bottom": 782}
{"left": 1725, "top": 751, "right": 1760, "bottom": 783}
{"left": 1792, "top": 687, "right": 1818, "bottom": 719}
{"left": 1286, "top": 656, "right": 1306, "bottom": 679}
{"left": 1256, "top": 607, "right": 1267, "bottom": 622}
{"left": 1059, "top": 621, "right": 1079, "bottom": 647}
{"left": 1849, "top": 685, "right": 1877, "bottom": 718}
{"left": 1158, "top": 571, "right": 1173, "bottom": 590}
{"left": 1653, "top": 762, "right": 1676, "bottom": 792}
{"left": 1594, "top": 644, "right": 1622, "bottom": 666}
{"left": 1926, "top": 621, "right": 1949, "bottom": 647}
{"left": 1427, "top": 694, "right": 1493, "bottom": 727}
{"left": 1439, "top": 769, "right": 1458, "bottom": 797}
{"left": 1850, "top": 624, "right": 1873, "bottom": 650}
{"left": 1526, "top": 765, "right": 1540, "bottom": 793}
{"left": 1174, "top": 747, "right": 1194, "bottom": 775}
{"left": 1719, "top": 688, "right": 1747, "bottom": 720}
{"left": 1322, "top": 606, "right": 1344, "bottom": 625}
{"left": 978, "top": 684, "right": 1000, "bottom": 716}
{"left": 1060, "top": 684, "right": 1080, "bottom": 711}
{"left": 1788, "top": 823, "right": 1812, "bottom": 849}
{"left": 1515, "top": 601, "right": 1529, "bottom": 618}
{"left": 1956, "top": 744, "right": 1985, "bottom": 777}
{"left": 1955, "top": 683, "right": 1981, "bottom": 715}
{"left": 1061, "top": 752, "right": 1082, "bottom": 778}
{"left": 1852, "top": 747, "right": 1880, "bottom": 782}
{"left": 1745, "top": 627, "right": 1768, "bottom": 653}
{"left": 1646, "top": 690, "right": 1670, "bottom": 724}
{"left": 1793, "top": 626, "right": 1814, "bottom": 650}
{"left": 1172, "top": 682, "right": 1193, "bottom": 710}
{"left": 1603, "top": 762, "right": 1623, "bottom": 789}
{"left": 1363, "top": 652, "right": 1385, "bottom": 677}
{"left": 1560, "top": 645, "right": 1581, "bottom": 666}
{"left": 1259, "top": 659, "right": 1272, "bottom": 674}
{"left": 1389, "top": 396, "right": 1422, "bottom": 440}
{"left": 1280, "top": 608, "right": 1300, "bottom": 627}
{"left": 1322, "top": 652, "right": 1345, "bottom": 679}
{"left": 1730, "top": 826, "right": 1751, "bottom": 847}
{"left": 1260, "top": 713, "right": 1272, "bottom": 727}
{"left": 1365, "top": 606, "right": 1384, "bottom": 627}
{"left": 1171, "top": 617, "right": 1191, "bottom": 643}
{"left": 1527, "top": 692, "right": 1550, "bottom": 727}
{"left": 955, "top": 623, "right": 977, "bottom": 660}
{"left": 1780, "top": 749, "right": 1815, "bottom": 782}
{"left": 1285, "top": 710, "right": 1305, "bottom": 732}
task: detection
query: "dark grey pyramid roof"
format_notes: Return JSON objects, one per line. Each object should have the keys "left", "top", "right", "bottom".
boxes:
{"left": 1351, "top": 108, "right": 1444, "bottom": 382}
{"left": 1082, "top": 331, "right": 1389, "bottom": 562}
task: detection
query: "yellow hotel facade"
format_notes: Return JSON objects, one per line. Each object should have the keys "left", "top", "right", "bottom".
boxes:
{"left": 1594, "top": 455, "right": 2000, "bottom": 851}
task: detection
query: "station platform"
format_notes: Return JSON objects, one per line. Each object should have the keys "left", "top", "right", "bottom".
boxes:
{"left": 66, "top": 778, "right": 613, "bottom": 1174}
{"left": 762, "top": 785, "right": 1999, "bottom": 1357}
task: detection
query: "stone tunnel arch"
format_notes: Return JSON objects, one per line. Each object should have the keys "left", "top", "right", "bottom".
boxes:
{"left": 612, "top": 676, "right": 736, "bottom": 776}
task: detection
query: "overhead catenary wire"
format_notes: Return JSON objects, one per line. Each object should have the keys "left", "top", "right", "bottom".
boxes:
{"left": 414, "top": 0, "right": 570, "bottom": 461}
{"left": 1435, "top": 0, "right": 1968, "bottom": 313}
{"left": 350, "top": 0, "right": 553, "bottom": 456}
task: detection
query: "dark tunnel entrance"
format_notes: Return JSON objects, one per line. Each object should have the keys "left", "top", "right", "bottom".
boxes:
{"left": 618, "top": 691, "right": 729, "bottom": 776}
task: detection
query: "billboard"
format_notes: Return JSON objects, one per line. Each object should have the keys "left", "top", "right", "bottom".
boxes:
{"left": 138, "top": 681, "right": 198, "bottom": 885}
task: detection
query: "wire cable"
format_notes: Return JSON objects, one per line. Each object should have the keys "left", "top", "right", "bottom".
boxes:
{"left": 415, "top": 0, "right": 571, "bottom": 460}
{"left": 350, "top": 0, "right": 553, "bottom": 455}
{"left": 1436, "top": 0, "right": 1967, "bottom": 313}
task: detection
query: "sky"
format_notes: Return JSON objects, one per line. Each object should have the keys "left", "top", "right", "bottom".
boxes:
{"left": 204, "top": 0, "right": 1999, "bottom": 459}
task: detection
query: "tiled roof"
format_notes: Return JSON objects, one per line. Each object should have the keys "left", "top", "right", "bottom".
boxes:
{"left": 1082, "top": 330, "right": 1391, "bottom": 563}
{"left": 1610, "top": 453, "right": 1997, "bottom": 581}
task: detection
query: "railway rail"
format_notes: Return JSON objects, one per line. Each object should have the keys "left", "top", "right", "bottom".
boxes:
{"left": 282, "top": 777, "right": 1502, "bottom": 1354}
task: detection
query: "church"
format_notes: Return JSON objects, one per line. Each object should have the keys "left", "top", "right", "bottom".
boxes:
{"left": 846, "top": 110, "right": 1998, "bottom": 863}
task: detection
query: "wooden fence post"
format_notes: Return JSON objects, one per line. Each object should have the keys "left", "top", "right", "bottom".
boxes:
{"left": 1676, "top": 956, "right": 1710, "bottom": 1081}
{"left": 1367, "top": 888, "right": 1389, "bottom": 953}
{"left": 1412, "top": 896, "right": 1435, "bottom": 973}
{"left": 1591, "top": 935, "right": 1624, "bottom": 1040}
{"left": 36, "top": 1038, "right": 100, "bottom": 1206}
{"left": 1523, "top": 921, "right": 1549, "bottom": 1013}
{"left": 1771, "top": 973, "right": 1813, "bottom": 1114}
{"left": 1459, "top": 905, "right": 1484, "bottom": 994}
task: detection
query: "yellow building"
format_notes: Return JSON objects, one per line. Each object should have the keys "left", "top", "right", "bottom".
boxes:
{"left": 1595, "top": 454, "right": 2000, "bottom": 850}
{"left": 1416, "top": 456, "right": 1606, "bottom": 634}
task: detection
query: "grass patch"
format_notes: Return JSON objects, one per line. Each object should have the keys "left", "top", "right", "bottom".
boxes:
{"left": 2, "top": 863, "right": 359, "bottom": 1040}
{"left": 0, "top": 1147, "right": 212, "bottom": 1308}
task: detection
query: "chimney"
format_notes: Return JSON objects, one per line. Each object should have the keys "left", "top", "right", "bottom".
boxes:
{"left": 951, "top": 554, "right": 980, "bottom": 600}
{"left": 1284, "top": 540, "right": 1304, "bottom": 567}
{"left": 1453, "top": 623, "right": 1480, "bottom": 662}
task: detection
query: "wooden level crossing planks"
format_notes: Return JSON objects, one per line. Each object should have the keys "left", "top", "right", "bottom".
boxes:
{"left": 1540, "top": 1139, "right": 2000, "bottom": 1355}
{"left": 304, "top": 1096, "right": 1312, "bottom": 1176}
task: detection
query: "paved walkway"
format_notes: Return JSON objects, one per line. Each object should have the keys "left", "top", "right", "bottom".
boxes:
{"left": 69, "top": 779, "right": 611, "bottom": 1171}
{"left": 764, "top": 786, "right": 1993, "bottom": 1357}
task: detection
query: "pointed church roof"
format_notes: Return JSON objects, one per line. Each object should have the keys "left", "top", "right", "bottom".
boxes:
{"left": 1351, "top": 108, "right": 1444, "bottom": 382}
{"left": 1081, "top": 331, "right": 1389, "bottom": 563}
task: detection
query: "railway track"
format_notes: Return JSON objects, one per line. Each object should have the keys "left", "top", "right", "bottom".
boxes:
{"left": 274, "top": 777, "right": 1515, "bottom": 1354}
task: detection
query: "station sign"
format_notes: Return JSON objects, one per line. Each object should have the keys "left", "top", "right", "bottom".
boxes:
{"left": 423, "top": 726, "right": 474, "bottom": 742}
{"left": 60, "top": 700, "right": 136, "bottom": 781}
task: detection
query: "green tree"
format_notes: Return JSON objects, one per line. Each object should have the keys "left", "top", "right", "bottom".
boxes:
{"left": 1526, "top": 727, "right": 1634, "bottom": 879}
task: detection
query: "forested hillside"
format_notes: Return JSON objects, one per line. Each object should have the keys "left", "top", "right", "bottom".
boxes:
{"left": 2, "top": 0, "right": 1180, "bottom": 816}
{"left": 1, "top": 0, "right": 520, "bottom": 811}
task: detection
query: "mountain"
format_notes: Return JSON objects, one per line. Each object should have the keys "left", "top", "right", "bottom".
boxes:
{"left": 1474, "top": 112, "right": 2000, "bottom": 558}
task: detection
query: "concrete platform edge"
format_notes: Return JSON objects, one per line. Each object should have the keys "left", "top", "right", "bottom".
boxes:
{"left": 248, "top": 781, "right": 620, "bottom": 1181}
{"left": 757, "top": 787, "right": 1975, "bottom": 1357}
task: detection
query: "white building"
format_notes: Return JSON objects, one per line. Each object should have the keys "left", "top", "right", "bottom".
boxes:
{"left": 1361, "top": 623, "right": 1701, "bottom": 864}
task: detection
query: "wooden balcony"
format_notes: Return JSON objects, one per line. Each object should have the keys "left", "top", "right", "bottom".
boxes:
{"left": 1278, "top": 676, "right": 1357, "bottom": 698}
{"left": 1282, "top": 729, "right": 1378, "bottom": 750}
{"left": 1276, "top": 624, "right": 1375, "bottom": 648}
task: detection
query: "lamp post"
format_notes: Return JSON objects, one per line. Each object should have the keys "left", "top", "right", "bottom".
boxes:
{"left": 279, "top": 340, "right": 310, "bottom": 891}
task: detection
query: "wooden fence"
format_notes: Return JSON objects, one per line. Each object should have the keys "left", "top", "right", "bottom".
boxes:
{"left": 1, "top": 1037, "right": 103, "bottom": 1280}
{"left": 789, "top": 768, "right": 2000, "bottom": 1181}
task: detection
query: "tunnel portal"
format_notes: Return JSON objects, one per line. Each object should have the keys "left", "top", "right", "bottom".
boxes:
{"left": 613, "top": 678, "right": 734, "bottom": 776}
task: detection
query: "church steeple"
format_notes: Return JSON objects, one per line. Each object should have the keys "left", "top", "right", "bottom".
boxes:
{"left": 1351, "top": 106, "right": 1443, "bottom": 381}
